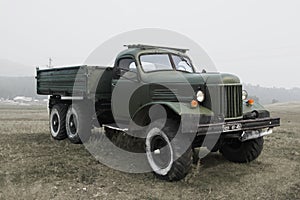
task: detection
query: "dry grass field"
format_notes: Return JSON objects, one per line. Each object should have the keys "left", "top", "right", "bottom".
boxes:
{"left": 0, "top": 102, "right": 299, "bottom": 200}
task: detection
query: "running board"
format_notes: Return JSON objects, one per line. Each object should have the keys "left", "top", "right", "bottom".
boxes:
{"left": 103, "top": 124, "right": 129, "bottom": 132}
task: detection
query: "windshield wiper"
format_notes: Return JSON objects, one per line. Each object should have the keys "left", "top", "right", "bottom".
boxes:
{"left": 180, "top": 56, "right": 192, "bottom": 68}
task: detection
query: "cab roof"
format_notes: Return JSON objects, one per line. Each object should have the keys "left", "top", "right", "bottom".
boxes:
{"left": 116, "top": 44, "right": 190, "bottom": 60}
{"left": 125, "top": 44, "right": 189, "bottom": 53}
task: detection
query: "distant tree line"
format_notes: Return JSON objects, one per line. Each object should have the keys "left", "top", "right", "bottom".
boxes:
{"left": 0, "top": 76, "right": 41, "bottom": 99}
{"left": 0, "top": 76, "right": 299, "bottom": 104}
{"left": 244, "top": 84, "right": 300, "bottom": 105}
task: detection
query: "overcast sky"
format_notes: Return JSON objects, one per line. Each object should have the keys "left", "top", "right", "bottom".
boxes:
{"left": 0, "top": 0, "right": 299, "bottom": 88}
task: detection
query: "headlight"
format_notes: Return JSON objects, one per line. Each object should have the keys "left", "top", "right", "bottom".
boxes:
{"left": 196, "top": 90, "right": 205, "bottom": 102}
{"left": 242, "top": 90, "right": 248, "bottom": 100}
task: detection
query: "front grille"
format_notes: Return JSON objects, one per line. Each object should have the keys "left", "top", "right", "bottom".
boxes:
{"left": 205, "top": 84, "right": 243, "bottom": 119}
{"left": 224, "top": 85, "right": 243, "bottom": 118}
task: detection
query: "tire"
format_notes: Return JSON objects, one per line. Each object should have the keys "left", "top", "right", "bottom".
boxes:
{"left": 220, "top": 137, "right": 264, "bottom": 163}
{"left": 66, "top": 103, "right": 91, "bottom": 144}
{"left": 49, "top": 104, "right": 67, "bottom": 140}
{"left": 207, "top": 144, "right": 219, "bottom": 153}
{"left": 145, "top": 120, "right": 193, "bottom": 181}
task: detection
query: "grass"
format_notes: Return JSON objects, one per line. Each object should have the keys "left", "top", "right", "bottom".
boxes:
{"left": 0, "top": 102, "right": 299, "bottom": 199}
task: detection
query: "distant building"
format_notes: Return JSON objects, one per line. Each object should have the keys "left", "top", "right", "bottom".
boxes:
{"left": 13, "top": 96, "right": 33, "bottom": 103}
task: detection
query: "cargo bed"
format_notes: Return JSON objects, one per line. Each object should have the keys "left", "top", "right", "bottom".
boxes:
{"left": 36, "top": 65, "right": 113, "bottom": 100}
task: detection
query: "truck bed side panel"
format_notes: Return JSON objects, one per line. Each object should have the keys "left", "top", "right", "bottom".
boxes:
{"left": 36, "top": 66, "right": 112, "bottom": 99}
{"left": 36, "top": 66, "right": 88, "bottom": 96}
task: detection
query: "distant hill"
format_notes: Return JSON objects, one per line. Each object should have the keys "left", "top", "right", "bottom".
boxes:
{"left": 0, "top": 76, "right": 299, "bottom": 104}
{"left": 0, "top": 59, "right": 35, "bottom": 76}
{"left": 0, "top": 76, "right": 39, "bottom": 99}
{"left": 244, "top": 84, "right": 300, "bottom": 105}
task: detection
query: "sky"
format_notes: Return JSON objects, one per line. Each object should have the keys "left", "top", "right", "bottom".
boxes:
{"left": 0, "top": 0, "right": 299, "bottom": 88}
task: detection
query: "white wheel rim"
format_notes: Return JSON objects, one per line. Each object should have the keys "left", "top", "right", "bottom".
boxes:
{"left": 146, "top": 127, "right": 173, "bottom": 176}
{"left": 66, "top": 107, "right": 78, "bottom": 138}
{"left": 50, "top": 109, "right": 60, "bottom": 137}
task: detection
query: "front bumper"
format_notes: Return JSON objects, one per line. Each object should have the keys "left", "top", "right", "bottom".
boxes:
{"left": 196, "top": 117, "right": 280, "bottom": 141}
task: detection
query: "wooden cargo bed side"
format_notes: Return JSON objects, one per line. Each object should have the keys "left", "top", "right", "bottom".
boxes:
{"left": 36, "top": 66, "right": 88, "bottom": 97}
{"left": 36, "top": 65, "right": 113, "bottom": 100}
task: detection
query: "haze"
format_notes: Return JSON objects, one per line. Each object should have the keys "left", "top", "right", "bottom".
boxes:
{"left": 0, "top": 0, "right": 299, "bottom": 88}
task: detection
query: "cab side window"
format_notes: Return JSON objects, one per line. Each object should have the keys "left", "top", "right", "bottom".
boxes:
{"left": 114, "top": 57, "right": 137, "bottom": 79}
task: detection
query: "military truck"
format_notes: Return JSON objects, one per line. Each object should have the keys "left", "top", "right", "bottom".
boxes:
{"left": 36, "top": 44, "right": 280, "bottom": 181}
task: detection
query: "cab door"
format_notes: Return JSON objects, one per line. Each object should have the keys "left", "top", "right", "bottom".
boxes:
{"left": 111, "top": 57, "right": 142, "bottom": 124}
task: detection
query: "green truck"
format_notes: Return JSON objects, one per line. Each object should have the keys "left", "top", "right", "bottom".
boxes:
{"left": 36, "top": 44, "right": 280, "bottom": 181}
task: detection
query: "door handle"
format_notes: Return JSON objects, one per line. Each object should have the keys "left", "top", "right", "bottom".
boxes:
{"left": 112, "top": 83, "right": 116, "bottom": 87}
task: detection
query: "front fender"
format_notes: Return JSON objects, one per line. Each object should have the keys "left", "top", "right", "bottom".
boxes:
{"left": 131, "top": 101, "right": 214, "bottom": 126}
{"left": 137, "top": 101, "right": 214, "bottom": 116}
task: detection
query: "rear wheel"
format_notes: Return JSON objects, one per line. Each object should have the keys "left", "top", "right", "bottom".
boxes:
{"left": 220, "top": 137, "right": 264, "bottom": 163}
{"left": 145, "top": 120, "right": 193, "bottom": 181}
{"left": 49, "top": 104, "right": 67, "bottom": 140}
{"left": 66, "top": 103, "right": 91, "bottom": 144}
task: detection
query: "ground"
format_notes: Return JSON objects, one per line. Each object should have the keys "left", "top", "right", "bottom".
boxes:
{"left": 0, "top": 102, "right": 299, "bottom": 200}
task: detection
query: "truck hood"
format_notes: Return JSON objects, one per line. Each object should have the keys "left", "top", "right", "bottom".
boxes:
{"left": 141, "top": 71, "right": 241, "bottom": 86}
{"left": 201, "top": 73, "right": 241, "bottom": 85}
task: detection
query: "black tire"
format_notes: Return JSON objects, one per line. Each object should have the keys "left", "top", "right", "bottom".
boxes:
{"left": 49, "top": 104, "right": 67, "bottom": 140}
{"left": 145, "top": 120, "right": 193, "bottom": 181}
{"left": 66, "top": 103, "right": 91, "bottom": 144}
{"left": 220, "top": 137, "right": 264, "bottom": 163}
{"left": 207, "top": 144, "right": 219, "bottom": 153}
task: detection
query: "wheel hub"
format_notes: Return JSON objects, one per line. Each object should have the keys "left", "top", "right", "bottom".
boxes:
{"left": 154, "top": 149, "right": 161, "bottom": 155}
{"left": 52, "top": 114, "right": 59, "bottom": 132}
{"left": 69, "top": 114, "right": 77, "bottom": 135}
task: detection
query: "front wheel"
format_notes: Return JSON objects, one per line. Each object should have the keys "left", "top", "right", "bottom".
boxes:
{"left": 145, "top": 120, "right": 193, "bottom": 181}
{"left": 66, "top": 103, "right": 91, "bottom": 144}
{"left": 220, "top": 137, "right": 264, "bottom": 163}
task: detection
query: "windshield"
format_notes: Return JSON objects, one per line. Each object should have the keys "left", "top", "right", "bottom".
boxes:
{"left": 140, "top": 54, "right": 194, "bottom": 73}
